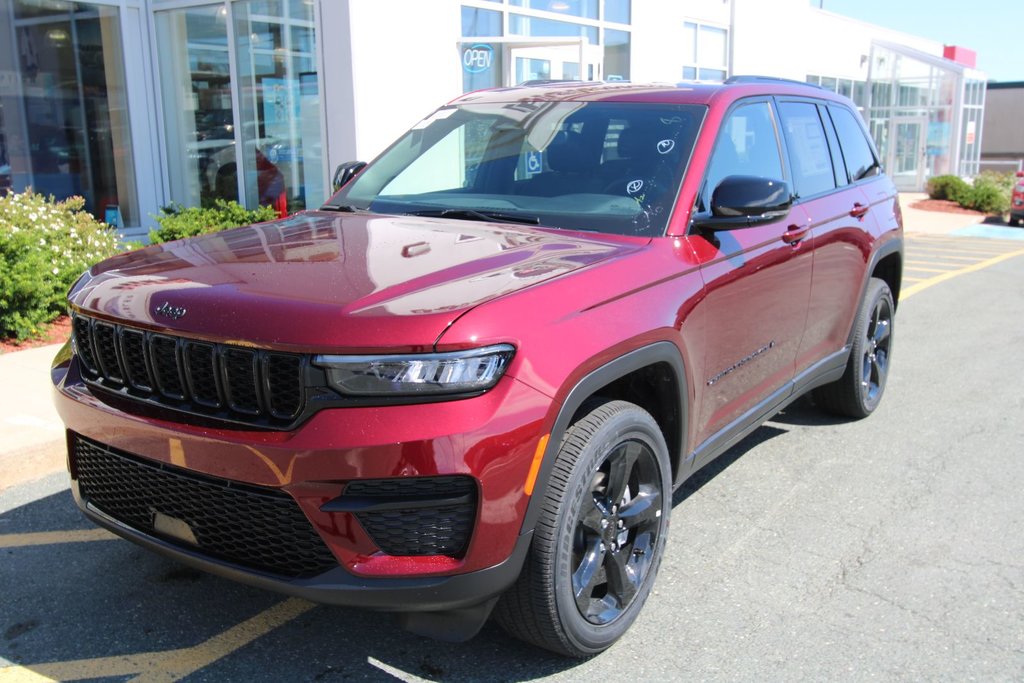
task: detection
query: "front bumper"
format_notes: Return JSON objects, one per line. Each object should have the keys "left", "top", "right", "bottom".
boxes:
{"left": 52, "top": 346, "right": 551, "bottom": 611}
{"left": 77, "top": 493, "right": 533, "bottom": 612}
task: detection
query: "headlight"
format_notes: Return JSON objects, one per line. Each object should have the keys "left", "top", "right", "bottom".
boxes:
{"left": 313, "top": 344, "right": 515, "bottom": 396}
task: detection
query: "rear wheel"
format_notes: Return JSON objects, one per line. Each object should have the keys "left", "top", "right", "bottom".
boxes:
{"left": 814, "top": 277, "right": 894, "bottom": 418}
{"left": 495, "top": 399, "right": 671, "bottom": 657}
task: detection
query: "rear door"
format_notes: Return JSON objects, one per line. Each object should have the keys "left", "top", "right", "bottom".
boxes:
{"left": 775, "top": 98, "right": 872, "bottom": 377}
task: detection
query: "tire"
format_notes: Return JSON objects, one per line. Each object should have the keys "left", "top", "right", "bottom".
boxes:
{"left": 495, "top": 399, "right": 672, "bottom": 657}
{"left": 814, "top": 277, "right": 895, "bottom": 418}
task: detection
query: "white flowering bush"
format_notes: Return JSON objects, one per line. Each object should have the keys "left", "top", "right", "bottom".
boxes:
{"left": 0, "top": 190, "right": 122, "bottom": 340}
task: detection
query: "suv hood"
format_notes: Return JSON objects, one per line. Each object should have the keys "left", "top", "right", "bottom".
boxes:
{"left": 71, "top": 211, "right": 641, "bottom": 351}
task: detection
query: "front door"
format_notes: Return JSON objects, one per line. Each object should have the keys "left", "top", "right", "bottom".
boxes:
{"left": 689, "top": 99, "right": 813, "bottom": 455}
{"left": 508, "top": 44, "right": 601, "bottom": 85}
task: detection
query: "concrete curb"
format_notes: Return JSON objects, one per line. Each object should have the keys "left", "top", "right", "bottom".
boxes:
{"left": 0, "top": 343, "right": 66, "bottom": 491}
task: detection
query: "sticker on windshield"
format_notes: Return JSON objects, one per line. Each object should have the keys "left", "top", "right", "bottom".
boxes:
{"left": 526, "top": 150, "right": 543, "bottom": 175}
{"left": 627, "top": 179, "right": 644, "bottom": 194}
{"left": 660, "top": 116, "right": 683, "bottom": 125}
{"left": 657, "top": 139, "right": 675, "bottom": 155}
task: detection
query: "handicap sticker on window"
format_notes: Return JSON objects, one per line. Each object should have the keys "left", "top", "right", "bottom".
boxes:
{"left": 526, "top": 150, "right": 543, "bottom": 176}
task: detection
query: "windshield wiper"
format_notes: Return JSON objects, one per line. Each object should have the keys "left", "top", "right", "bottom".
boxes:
{"left": 406, "top": 208, "right": 540, "bottom": 225}
{"left": 320, "top": 203, "right": 363, "bottom": 213}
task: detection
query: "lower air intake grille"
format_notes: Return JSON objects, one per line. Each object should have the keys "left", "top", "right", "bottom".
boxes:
{"left": 73, "top": 435, "right": 338, "bottom": 578}
{"left": 344, "top": 476, "right": 477, "bottom": 557}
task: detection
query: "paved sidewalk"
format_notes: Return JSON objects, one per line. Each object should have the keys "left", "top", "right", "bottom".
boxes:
{"left": 0, "top": 344, "right": 67, "bottom": 491}
{"left": 0, "top": 192, "right": 992, "bottom": 491}
{"left": 898, "top": 192, "right": 985, "bottom": 235}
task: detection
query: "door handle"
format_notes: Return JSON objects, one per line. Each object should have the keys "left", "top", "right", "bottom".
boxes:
{"left": 850, "top": 202, "right": 870, "bottom": 219}
{"left": 782, "top": 225, "right": 809, "bottom": 245}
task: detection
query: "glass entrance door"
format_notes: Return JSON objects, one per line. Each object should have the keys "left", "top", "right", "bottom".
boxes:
{"left": 889, "top": 117, "right": 927, "bottom": 191}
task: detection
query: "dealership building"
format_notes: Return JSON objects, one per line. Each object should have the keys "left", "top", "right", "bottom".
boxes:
{"left": 0, "top": 0, "right": 987, "bottom": 237}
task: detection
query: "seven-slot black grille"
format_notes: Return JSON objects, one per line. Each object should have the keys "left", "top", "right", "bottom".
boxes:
{"left": 72, "top": 314, "right": 305, "bottom": 427}
{"left": 72, "top": 435, "right": 338, "bottom": 578}
{"left": 343, "top": 477, "right": 478, "bottom": 557}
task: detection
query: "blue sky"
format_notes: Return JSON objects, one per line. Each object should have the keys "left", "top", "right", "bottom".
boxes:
{"left": 818, "top": 0, "right": 1023, "bottom": 82}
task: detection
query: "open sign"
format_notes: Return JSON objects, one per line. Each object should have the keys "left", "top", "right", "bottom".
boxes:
{"left": 463, "top": 44, "right": 494, "bottom": 74}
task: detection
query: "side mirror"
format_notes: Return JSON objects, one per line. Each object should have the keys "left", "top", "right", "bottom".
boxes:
{"left": 332, "top": 161, "right": 367, "bottom": 191}
{"left": 695, "top": 175, "right": 792, "bottom": 231}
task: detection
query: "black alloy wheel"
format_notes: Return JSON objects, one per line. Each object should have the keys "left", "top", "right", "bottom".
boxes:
{"left": 570, "top": 438, "right": 664, "bottom": 625}
{"left": 495, "top": 399, "right": 671, "bottom": 657}
{"left": 814, "top": 277, "right": 895, "bottom": 418}
{"left": 859, "top": 289, "right": 893, "bottom": 408}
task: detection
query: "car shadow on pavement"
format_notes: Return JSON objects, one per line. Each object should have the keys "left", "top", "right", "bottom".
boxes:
{"left": 768, "top": 394, "right": 853, "bottom": 427}
{"left": 671, "top": 422, "right": 789, "bottom": 508}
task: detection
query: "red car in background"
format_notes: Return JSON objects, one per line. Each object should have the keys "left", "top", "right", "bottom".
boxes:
{"left": 1010, "top": 170, "right": 1024, "bottom": 225}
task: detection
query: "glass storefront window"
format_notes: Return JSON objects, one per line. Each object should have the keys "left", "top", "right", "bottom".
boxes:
{"left": 156, "top": 6, "right": 236, "bottom": 208}
{"left": 509, "top": 14, "right": 599, "bottom": 43}
{"left": 510, "top": 0, "right": 598, "bottom": 20}
{"left": 682, "top": 22, "right": 697, "bottom": 64}
{"left": 0, "top": 0, "right": 137, "bottom": 224}
{"left": 698, "top": 25, "right": 726, "bottom": 69}
{"left": 604, "top": 28, "right": 629, "bottom": 81}
{"left": 681, "top": 21, "right": 727, "bottom": 82}
{"left": 156, "top": 1, "right": 323, "bottom": 215}
{"left": 234, "top": 0, "right": 323, "bottom": 213}
{"left": 604, "top": 0, "right": 630, "bottom": 24}
{"left": 462, "top": 6, "right": 503, "bottom": 37}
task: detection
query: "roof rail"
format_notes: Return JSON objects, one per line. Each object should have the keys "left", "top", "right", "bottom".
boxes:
{"left": 724, "top": 75, "right": 825, "bottom": 90}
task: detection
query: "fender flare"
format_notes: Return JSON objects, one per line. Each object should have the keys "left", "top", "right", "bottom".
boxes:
{"left": 846, "top": 235, "right": 903, "bottom": 347}
{"left": 517, "top": 341, "right": 689, "bottom": 537}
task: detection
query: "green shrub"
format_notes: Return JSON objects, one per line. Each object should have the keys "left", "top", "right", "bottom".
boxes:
{"left": 0, "top": 191, "right": 122, "bottom": 340}
{"left": 150, "top": 200, "right": 278, "bottom": 244}
{"left": 926, "top": 175, "right": 970, "bottom": 201}
{"left": 957, "top": 172, "right": 1012, "bottom": 215}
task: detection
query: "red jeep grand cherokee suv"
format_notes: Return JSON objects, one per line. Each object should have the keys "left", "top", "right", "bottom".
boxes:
{"left": 52, "top": 79, "right": 902, "bottom": 657}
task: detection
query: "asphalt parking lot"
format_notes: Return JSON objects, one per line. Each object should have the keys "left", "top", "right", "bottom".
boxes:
{"left": 2, "top": 233, "right": 1023, "bottom": 681}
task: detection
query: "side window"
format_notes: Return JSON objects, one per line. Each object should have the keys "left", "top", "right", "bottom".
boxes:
{"left": 829, "top": 105, "right": 879, "bottom": 182}
{"left": 702, "top": 101, "right": 784, "bottom": 209}
{"left": 777, "top": 101, "right": 836, "bottom": 199}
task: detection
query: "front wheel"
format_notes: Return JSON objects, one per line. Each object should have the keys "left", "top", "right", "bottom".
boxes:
{"left": 495, "top": 400, "right": 671, "bottom": 657}
{"left": 814, "top": 277, "right": 895, "bottom": 418}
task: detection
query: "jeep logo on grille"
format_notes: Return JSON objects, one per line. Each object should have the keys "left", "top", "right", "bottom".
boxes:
{"left": 155, "top": 302, "right": 187, "bottom": 320}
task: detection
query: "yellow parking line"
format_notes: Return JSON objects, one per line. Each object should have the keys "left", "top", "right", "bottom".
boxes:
{"left": 0, "top": 599, "right": 315, "bottom": 683}
{"left": 906, "top": 260, "right": 983, "bottom": 268}
{"left": 904, "top": 266, "right": 957, "bottom": 273}
{"left": 910, "top": 248, "right": 1008, "bottom": 258}
{"left": 902, "top": 276, "right": 928, "bottom": 282}
{"left": 902, "top": 247, "right": 1024, "bottom": 301}
{"left": 0, "top": 529, "right": 115, "bottom": 548}
{"left": 907, "top": 254, "right": 995, "bottom": 263}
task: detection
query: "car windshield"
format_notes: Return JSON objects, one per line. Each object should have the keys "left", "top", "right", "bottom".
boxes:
{"left": 326, "top": 100, "right": 706, "bottom": 237}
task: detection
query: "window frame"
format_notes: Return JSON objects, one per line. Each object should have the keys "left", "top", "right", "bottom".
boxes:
{"left": 692, "top": 96, "right": 789, "bottom": 221}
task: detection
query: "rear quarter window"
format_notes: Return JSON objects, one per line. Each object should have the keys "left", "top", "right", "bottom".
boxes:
{"left": 829, "top": 105, "right": 879, "bottom": 182}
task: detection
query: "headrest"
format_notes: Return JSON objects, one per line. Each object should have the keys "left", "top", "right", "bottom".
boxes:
{"left": 547, "top": 130, "right": 599, "bottom": 173}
